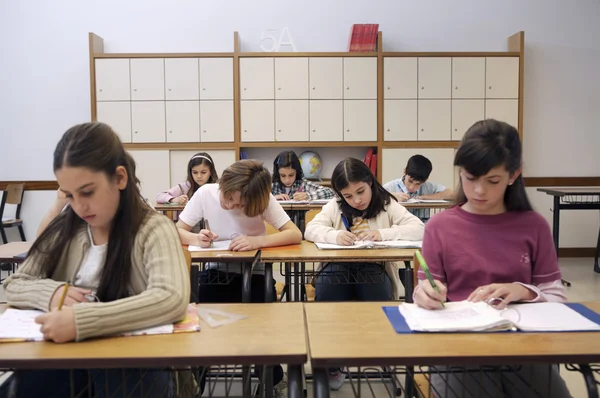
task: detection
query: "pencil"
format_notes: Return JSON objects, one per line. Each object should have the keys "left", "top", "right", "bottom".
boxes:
{"left": 415, "top": 250, "right": 445, "bottom": 308}
{"left": 204, "top": 219, "right": 214, "bottom": 248}
{"left": 57, "top": 280, "right": 70, "bottom": 310}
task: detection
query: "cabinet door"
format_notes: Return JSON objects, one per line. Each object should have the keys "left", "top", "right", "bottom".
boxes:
{"left": 165, "top": 58, "right": 199, "bottom": 100}
{"left": 344, "top": 100, "right": 377, "bottom": 141}
{"left": 96, "top": 102, "right": 132, "bottom": 143}
{"left": 166, "top": 101, "right": 200, "bottom": 143}
{"left": 452, "top": 57, "right": 485, "bottom": 99}
{"left": 240, "top": 58, "right": 274, "bottom": 100}
{"left": 309, "top": 58, "right": 343, "bottom": 99}
{"left": 418, "top": 100, "right": 451, "bottom": 140}
{"left": 129, "top": 150, "right": 170, "bottom": 203}
{"left": 418, "top": 58, "right": 451, "bottom": 99}
{"left": 452, "top": 100, "right": 484, "bottom": 140}
{"left": 131, "top": 101, "right": 166, "bottom": 143}
{"left": 130, "top": 59, "right": 165, "bottom": 100}
{"left": 275, "top": 100, "right": 309, "bottom": 141}
{"left": 485, "top": 99, "right": 519, "bottom": 129}
{"left": 309, "top": 100, "right": 343, "bottom": 141}
{"left": 201, "top": 101, "right": 234, "bottom": 142}
{"left": 343, "top": 57, "right": 377, "bottom": 99}
{"left": 275, "top": 58, "right": 308, "bottom": 99}
{"left": 384, "top": 57, "right": 417, "bottom": 99}
{"left": 240, "top": 101, "right": 275, "bottom": 141}
{"left": 486, "top": 57, "right": 519, "bottom": 98}
{"left": 200, "top": 58, "right": 234, "bottom": 100}
{"left": 384, "top": 100, "right": 418, "bottom": 141}
{"left": 95, "top": 59, "right": 130, "bottom": 101}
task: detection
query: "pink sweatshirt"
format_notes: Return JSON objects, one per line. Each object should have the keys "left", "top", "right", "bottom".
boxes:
{"left": 156, "top": 181, "right": 191, "bottom": 204}
{"left": 416, "top": 205, "right": 566, "bottom": 303}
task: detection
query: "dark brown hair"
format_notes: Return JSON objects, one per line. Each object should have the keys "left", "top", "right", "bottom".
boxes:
{"left": 219, "top": 159, "right": 272, "bottom": 217}
{"left": 186, "top": 152, "right": 218, "bottom": 199}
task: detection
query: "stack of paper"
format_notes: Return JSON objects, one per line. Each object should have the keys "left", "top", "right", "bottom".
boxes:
{"left": 315, "top": 240, "right": 422, "bottom": 250}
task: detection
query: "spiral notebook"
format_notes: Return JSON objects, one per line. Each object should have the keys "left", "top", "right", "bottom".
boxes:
{"left": 384, "top": 302, "right": 600, "bottom": 333}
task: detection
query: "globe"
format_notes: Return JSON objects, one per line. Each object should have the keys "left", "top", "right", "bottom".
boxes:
{"left": 298, "top": 151, "right": 323, "bottom": 180}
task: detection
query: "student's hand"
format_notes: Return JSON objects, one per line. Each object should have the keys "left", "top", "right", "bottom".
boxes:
{"left": 50, "top": 285, "right": 93, "bottom": 310}
{"left": 394, "top": 192, "right": 410, "bottom": 202}
{"left": 468, "top": 283, "right": 536, "bottom": 309}
{"left": 414, "top": 280, "right": 448, "bottom": 310}
{"left": 274, "top": 194, "right": 290, "bottom": 201}
{"left": 336, "top": 231, "right": 358, "bottom": 246}
{"left": 292, "top": 192, "right": 310, "bottom": 201}
{"left": 356, "top": 230, "right": 382, "bottom": 241}
{"left": 173, "top": 195, "right": 189, "bottom": 205}
{"left": 228, "top": 235, "right": 261, "bottom": 251}
{"left": 197, "top": 229, "right": 218, "bottom": 248}
{"left": 54, "top": 189, "right": 68, "bottom": 208}
{"left": 35, "top": 307, "right": 77, "bottom": 343}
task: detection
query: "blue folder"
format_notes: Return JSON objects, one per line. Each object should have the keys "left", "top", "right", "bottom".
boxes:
{"left": 382, "top": 303, "right": 600, "bottom": 334}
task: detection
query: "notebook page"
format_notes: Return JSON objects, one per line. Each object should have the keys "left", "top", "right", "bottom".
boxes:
{"left": 0, "top": 309, "right": 44, "bottom": 341}
{"left": 509, "top": 303, "right": 600, "bottom": 332}
{"left": 399, "top": 301, "right": 511, "bottom": 332}
{"left": 189, "top": 240, "right": 232, "bottom": 251}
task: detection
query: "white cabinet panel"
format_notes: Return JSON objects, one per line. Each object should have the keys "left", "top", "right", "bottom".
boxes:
{"left": 165, "top": 58, "right": 199, "bottom": 100}
{"left": 309, "top": 58, "right": 343, "bottom": 99}
{"left": 309, "top": 100, "right": 343, "bottom": 141}
{"left": 96, "top": 101, "right": 132, "bottom": 143}
{"left": 200, "top": 58, "right": 234, "bottom": 100}
{"left": 382, "top": 148, "right": 456, "bottom": 190}
{"left": 452, "top": 100, "right": 484, "bottom": 141}
{"left": 240, "top": 58, "right": 274, "bottom": 100}
{"left": 240, "top": 101, "right": 275, "bottom": 141}
{"left": 485, "top": 99, "right": 519, "bottom": 129}
{"left": 344, "top": 100, "right": 377, "bottom": 141}
{"left": 130, "top": 59, "right": 165, "bottom": 100}
{"left": 275, "top": 100, "right": 309, "bottom": 141}
{"left": 486, "top": 57, "right": 519, "bottom": 98}
{"left": 275, "top": 58, "right": 308, "bottom": 99}
{"left": 418, "top": 100, "right": 451, "bottom": 141}
{"left": 384, "top": 100, "right": 418, "bottom": 141}
{"left": 166, "top": 101, "right": 200, "bottom": 143}
{"left": 343, "top": 57, "right": 377, "bottom": 99}
{"left": 95, "top": 59, "right": 130, "bottom": 101}
{"left": 384, "top": 57, "right": 418, "bottom": 99}
{"left": 129, "top": 150, "right": 170, "bottom": 202}
{"left": 452, "top": 57, "right": 485, "bottom": 99}
{"left": 418, "top": 58, "right": 451, "bottom": 99}
{"left": 131, "top": 101, "right": 166, "bottom": 143}
{"left": 201, "top": 101, "right": 234, "bottom": 142}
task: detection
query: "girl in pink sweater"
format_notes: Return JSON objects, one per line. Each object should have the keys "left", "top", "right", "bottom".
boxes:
{"left": 156, "top": 152, "right": 218, "bottom": 204}
{"left": 415, "top": 119, "right": 571, "bottom": 397}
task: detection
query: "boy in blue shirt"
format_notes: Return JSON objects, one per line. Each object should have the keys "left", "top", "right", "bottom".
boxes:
{"left": 383, "top": 154, "right": 454, "bottom": 221}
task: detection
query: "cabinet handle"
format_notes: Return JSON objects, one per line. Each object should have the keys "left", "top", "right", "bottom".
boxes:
{"left": 133, "top": 89, "right": 137, "bottom": 91}
{"left": 203, "top": 130, "right": 207, "bottom": 133}
{"left": 455, "top": 86, "right": 458, "bottom": 90}
{"left": 202, "top": 88, "right": 206, "bottom": 91}
{"left": 489, "top": 86, "right": 492, "bottom": 89}
{"left": 454, "top": 128, "right": 458, "bottom": 132}
{"left": 312, "top": 129, "right": 316, "bottom": 132}
{"left": 277, "top": 88, "right": 281, "bottom": 91}
{"left": 168, "top": 88, "right": 172, "bottom": 91}
{"left": 99, "top": 89, "right": 103, "bottom": 92}
{"left": 169, "top": 130, "right": 172, "bottom": 134}
{"left": 312, "top": 87, "right": 315, "bottom": 90}
{"left": 387, "top": 129, "right": 390, "bottom": 132}
{"left": 421, "top": 129, "right": 424, "bottom": 132}
{"left": 134, "top": 131, "right": 138, "bottom": 134}
{"left": 346, "top": 87, "right": 350, "bottom": 90}
{"left": 278, "top": 129, "right": 282, "bottom": 132}
{"left": 421, "top": 87, "right": 424, "bottom": 90}
{"left": 346, "top": 129, "right": 350, "bottom": 132}
{"left": 243, "top": 88, "right": 247, "bottom": 90}
{"left": 244, "top": 129, "right": 247, "bottom": 132}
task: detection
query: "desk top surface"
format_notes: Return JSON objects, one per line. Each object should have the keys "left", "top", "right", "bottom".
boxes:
{"left": 304, "top": 301, "right": 600, "bottom": 368}
{"left": 0, "top": 303, "right": 307, "bottom": 369}
{"left": 189, "top": 248, "right": 259, "bottom": 261}
{"left": 537, "top": 188, "right": 600, "bottom": 196}
{"left": 0, "top": 241, "right": 32, "bottom": 261}
{"left": 153, "top": 203, "right": 185, "bottom": 211}
{"left": 260, "top": 241, "right": 415, "bottom": 262}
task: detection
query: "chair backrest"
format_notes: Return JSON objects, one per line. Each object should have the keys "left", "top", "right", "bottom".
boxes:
{"left": 413, "top": 252, "right": 421, "bottom": 289}
{"left": 305, "top": 209, "right": 320, "bottom": 226}
{"left": 183, "top": 247, "right": 192, "bottom": 273}
{"left": 5, "top": 184, "right": 24, "bottom": 205}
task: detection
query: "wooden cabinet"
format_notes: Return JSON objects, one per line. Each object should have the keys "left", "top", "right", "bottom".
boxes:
{"left": 165, "top": 58, "right": 199, "bottom": 100}
{"left": 418, "top": 100, "right": 451, "bottom": 141}
{"left": 130, "top": 59, "right": 165, "bottom": 100}
{"left": 275, "top": 100, "right": 309, "bottom": 141}
{"left": 452, "top": 57, "right": 485, "bottom": 99}
{"left": 240, "top": 100, "right": 275, "bottom": 141}
{"left": 344, "top": 100, "right": 377, "bottom": 141}
{"left": 309, "top": 58, "right": 343, "bottom": 99}
{"left": 384, "top": 57, "right": 417, "bottom": 99}
{"left": 240, "top": 58, "right": 274, "bottom": 100}
{"left": 96, "top": 101, "right": 132, "bottom": 143}
{"left": 452, "top": 100, "right": 485, "bottom": 140}
{"left": 95, "top": 59, "right": 130, "bottom": 101}
{"left": 166, "top": 101, "right": 200, "bottom": 143}
{"left": 343, "top": 57, "right": 377, "bottom": 99}
{"left": 418, "top": 58, "right": 451, "bottom": 99}
{"left": 486, "top": 57, "right": 519, "bottom": 99}
{"left": 200, "top": 58, "right": 234, "bottom": 100}
{"left": 131, "top": 102, "right": 166, "bottom": 143}
{"left": 200, "top": 101, "right": 234, "bottom": 142}
{"left": 384, "top": 100, "right": 418, "bottom": 141}
{"left": 309, "top": 100, "right": 343, "bottom": 141}
{"left": 275, "top": 58, "right": 309, "bottom": 99}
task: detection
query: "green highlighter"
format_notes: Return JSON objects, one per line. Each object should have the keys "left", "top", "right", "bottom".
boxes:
{"left": 415, "top": 249, "right": 445, "bottom": 308}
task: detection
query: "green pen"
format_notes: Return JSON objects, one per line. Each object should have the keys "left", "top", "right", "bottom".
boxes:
{"left": 415, "top": 250, "right": 445, "bottom": 308}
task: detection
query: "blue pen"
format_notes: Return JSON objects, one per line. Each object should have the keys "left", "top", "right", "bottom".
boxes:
{"left": 341, "top": 215, "right": 351, "bottom": 232}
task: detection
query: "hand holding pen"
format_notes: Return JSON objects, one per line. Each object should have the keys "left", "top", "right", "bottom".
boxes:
{"left": 337, "top": 214, "right": 358, "bottom": 246}
{"left": 414, "top": 250, "right": 447, "bottom": 309}
{"left": 200, "top": 219, "right": 217, "bottom": 248}
{"left": 49, "top": 281, "right": 92, "bottom": 310}
{"left": 292, "top": 185, "right": 309, "bottom": 201}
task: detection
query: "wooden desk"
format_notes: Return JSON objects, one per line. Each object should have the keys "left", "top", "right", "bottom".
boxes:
{"left": 154, "top": 203, "right": 184, "bottom": 221}
{"left": 261, "top": 241, "right": 417, "bottom": 302}
{"left": 537, "top": 188, "right": 600, "bottom": 275}
{"left": 189, "top": 249, "right": 264, "bottom": 303}
{"left": 0, "top": 241, "right": 32, "bottom": 263}
{"left": 305, "top": 301, "right": 600, "bottom": 398}
{"left": 0, "top": 303, "right": 307, "bottom": 397}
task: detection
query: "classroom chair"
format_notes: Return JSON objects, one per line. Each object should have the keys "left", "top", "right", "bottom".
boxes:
{"left": 0, "top": 184, "right": 26, "bottom": 244}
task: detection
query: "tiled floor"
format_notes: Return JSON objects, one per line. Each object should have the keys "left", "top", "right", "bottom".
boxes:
{"left": 1, "top": 257, "right": 599, "bottom": 397}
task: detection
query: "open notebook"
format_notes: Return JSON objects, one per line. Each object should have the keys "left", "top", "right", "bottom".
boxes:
{"left": 315, "top": 240, "right": 422, "bottom": 250}
{"left": 400, "top": 199, "right": 450, "bottom": 204}
{"left": 278, "top": 199, "right": 330, "bottom": 205}
{"left": 0, "top": 304, "right": 200, "bottom": 342}
{"left": 395, "top": 301, "right": 600, "bottom": 332}
{"left": 189, "top": 240, "right": 232, "bottom": 251}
